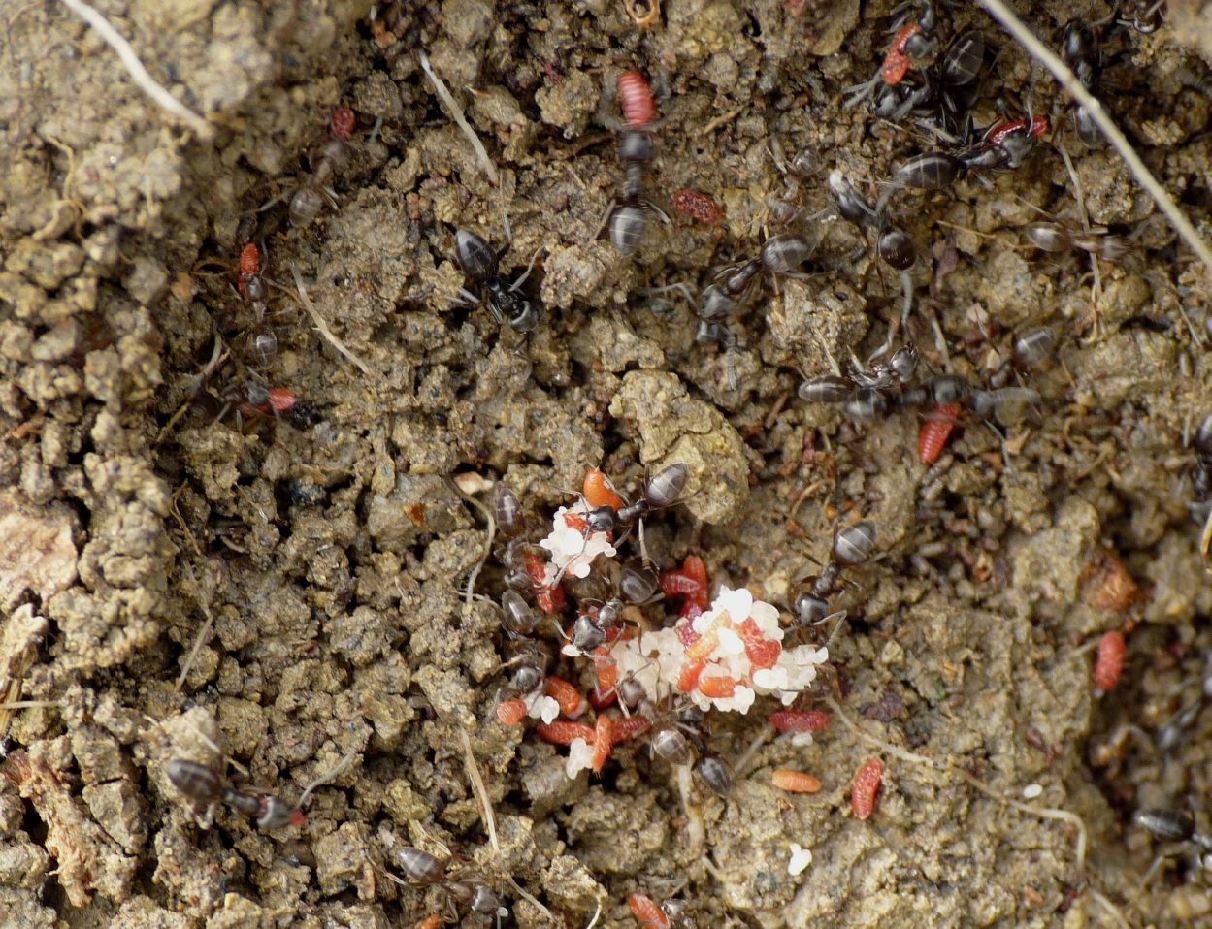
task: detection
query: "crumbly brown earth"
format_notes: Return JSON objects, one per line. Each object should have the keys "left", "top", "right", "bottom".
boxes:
{"left": 2, "top": 1, "right": 1212, "bottom": 927}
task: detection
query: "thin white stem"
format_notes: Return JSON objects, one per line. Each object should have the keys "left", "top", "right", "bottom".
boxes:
{"left": 290, "top": 267, "right": 373, "bottom": 374}
{"left": 59, "top": 0, "right": 212, "bottom": 139}
{"left": 419, "top": 50, "right": 499, "bottom": 186}
{"left": 978, "top": 0, "right": 1212, "bottom": 278}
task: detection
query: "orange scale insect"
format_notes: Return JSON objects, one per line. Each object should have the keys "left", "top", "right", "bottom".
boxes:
{"left": 496, "top": 698, "right": 528, "bottom": 726}
{"left": 676, "top": 658, "right": 705, "bottom": 693}
{"left": 771, "top": 769, "right": 822, "bottom": 793}
{"left": 582, "top": 467, "right": 625, "bottom": 510}
{"left": 685, "top": 623, "right": 720, "bottom": 661}
{"left": 629, "top": 893, "right": 671, "bottom": 929}
{"left": 698, "top": 675, "right": 737, "bottom": 699}
{"left": 1093, "top": 630, "right": 1127, "bottom": 691}
{"left": 737, "top": 618, "right": 781, "bottom": 670}
{"left": 545, "top": 677, "right": 588, "bottom": 718}
{"left": 591, "top": 646, "right": 619, "bottom": 694}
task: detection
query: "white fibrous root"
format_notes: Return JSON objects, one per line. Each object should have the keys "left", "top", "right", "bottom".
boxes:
{"left": 609, "top": 587, "right": 829, "bottom": 713}
{"left": 539, "top": 504, "right": 617, "bottom": 583}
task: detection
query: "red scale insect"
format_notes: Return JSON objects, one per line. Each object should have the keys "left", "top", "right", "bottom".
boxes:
{"left": 523, "top": 550, "right": 565, "bottom": 614}
{"left": 536, "top": 720, "right": 596, "bottom": 747}
{"left": 881, "top": 23, "right": 922, "bottom": 85}
{"left": 1093, "top": 630, "right": 1126, "bottom": 691}
{"left": 670, "top": 188, "right": 724, "bottom": 226}
{"left": 985, "top": 114, "right": 1049, "bottom": 147}
{"left": 918, "top": 401, "right": 962, "bottom": 464}
{"left": 617, "top": 71, "right": 656, "bottom": 129}
{"left": 770, "top": 709, "right": 831, "bottom": 734}
{"left": 851, "top": 757, "right": 884, "bottom": 819}
{"left": 330, "top": 106, "right": 356, "bottom": 143}
{"left": 674, "top": 618, "right": 701, "bottom": 649}
{"left": 237, "top": 242, "right": 261, "bottom": 300}
{"left": 661, "top": 555, "right": 709, "bottom": 611}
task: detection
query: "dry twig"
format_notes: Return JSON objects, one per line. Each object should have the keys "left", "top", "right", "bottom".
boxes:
{"left": 0, "top": 605, "right": 48, "bottom": 740}
{"left": 460, "top": 731, "right": 553, "bottom": 920}
{"left": 290, "top": 267, "right": 373, "bottom": 374}
{"left": 450, "top": 480, "right": 496, "bottom": 607}
{"left": 3, "top": 752, "right": 97, "bottom": 906}
{"left": 59, "top": 0, "right": 212, "bottom": 139}
{"left": 418, "top": 50, "right": 499, "bottom": 186}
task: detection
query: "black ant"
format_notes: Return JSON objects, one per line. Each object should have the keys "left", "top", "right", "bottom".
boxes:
{"left": 166, "top": 758, "right": 304, "bottom": 829}
{"left": 870, "top": 30, "right": 990, "bottom": 136}
{"left": 828, "top": 172, "right": 916, "bottom": 271}
{"left": 608, "top": 129, "right": 663, "bottom": 256}
{"left": 798, "top": 341, "right": 919, "bottom": 419}
{"left": 879, "top": 113, "right": 1051, "bottom": 211}
{"left": 583, "top": 463, "right": 689, "bottom": 536}
{"left": 639, "top": 695, "right": 707, "bottom": 768}
{"left": 844, "top": 0, "right": 940, "bottom": 109}
{"left": 794, "top": 521, "right": 877, "bottom": 626}
{"left": 1024, "top": 222, "right": 1129, "bottom": 263}
{"left": 1060, "top": 20, "right": 1103, "bottom": 145}
{"left": 1192, "top": 414, "right": 1212, "bottom": 565}
{"left": 391, "top": 846, "right": 505, "bottom": 921}
{"left": 289, "top": 107, "right": 356, "bottom": 228}
{"left": 644, "top": 237, "right": 813, "bottom": 389}
{"left": 454, "top": 229, "right": 541, "bottom": 334}
{"left": 214, "top": 381, "right": 321, "bottom": 431}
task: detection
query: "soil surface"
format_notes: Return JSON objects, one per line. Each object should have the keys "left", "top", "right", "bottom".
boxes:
{"left": 2, "top": 1, "right": 1212, "bottom": 927}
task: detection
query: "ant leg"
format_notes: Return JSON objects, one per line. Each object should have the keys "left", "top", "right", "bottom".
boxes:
{"left": 646, "top": 200, "right": 672, "bottom": 226}
{"left": 454, "top": 287, "right": 481, "bottom": 308}
{"left": 842, "top": 73, "right": 880, "bottom": 110}
{"left": 815, "top": 334, "right": 843, "bottom": 377}
{"left": 509, "top": 246, "right": 546, "bottom": 292}
{"left": 1200, "top": 504, "right": 1212, "bottom": 567}
{"left": 900, "top": 270, "right": 914, "bottom": 332}
{"left": 821, "top": 610, "right": 850, "bottom": 646}
{"left": 1059, "top": 143, "right": 1105, "bottom": 339}
{"left": 589, "top": 199, "right": 617, "bottom": 245}
{"left": 637, "top": 518, "right": 651, "bottom": 567}
{"left": 923, "top": 302, "right": 950, "bottom": 366}
{"left": 639, "top": 283, "right": 698, "bottom": 319}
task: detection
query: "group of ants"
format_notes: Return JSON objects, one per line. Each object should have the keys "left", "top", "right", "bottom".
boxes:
{"left": 163, "top": 0, "right": 1212, "bottom": 925}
